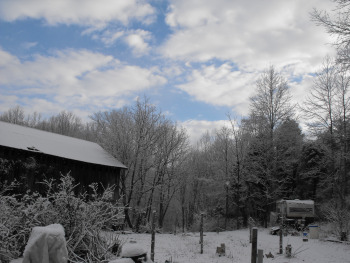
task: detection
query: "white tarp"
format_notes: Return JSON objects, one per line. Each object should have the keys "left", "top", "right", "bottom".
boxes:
{"left": 23, "top": 224, "right": 68, "bottom": 263}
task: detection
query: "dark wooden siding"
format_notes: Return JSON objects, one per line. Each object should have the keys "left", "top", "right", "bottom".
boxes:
{"left": 0, "top": 145, "right": 121, "bottom": 201}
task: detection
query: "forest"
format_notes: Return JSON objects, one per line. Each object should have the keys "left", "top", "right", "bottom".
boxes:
{"left": 0, "top": 0, "right": 350, "bottom": 244}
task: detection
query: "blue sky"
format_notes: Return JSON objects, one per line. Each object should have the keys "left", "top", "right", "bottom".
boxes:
{"left": 0, "top": 0, "right": 337, "bottom": 143}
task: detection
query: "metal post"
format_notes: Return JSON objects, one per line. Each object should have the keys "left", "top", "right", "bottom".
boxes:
{"left": 279, "top": 228, "right": 283, "bottom": 254}
{"left": 257, "top": 249, "right": 263, "bottom": 263}
{"left": 225, "top": 181, "right": 229, "bottom": 230}
{"left": 200, "top": 213, "right": 204, "bottom": 254}
{"left": 279, "top": 202, "right": 284, "bottom": 254}
{"left": 151, "top": 210, "right": 156, "bottom": 261}
{"left": 251, "top": 227, "right": 258, "bottom": 263}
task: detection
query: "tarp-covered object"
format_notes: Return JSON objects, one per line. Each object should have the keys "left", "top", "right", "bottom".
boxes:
{"left": 22, "top": 224, "right": 68, "bottom": 263}
{"left": 108, "top": 258, "right": 134, "bottom": 263}
{"left": 120, "top": 244, "right": 153, "bottom": 262}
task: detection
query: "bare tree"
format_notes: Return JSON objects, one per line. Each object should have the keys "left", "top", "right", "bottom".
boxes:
{"left": 311, "top": 0, "right": 350, "bottom": 66}
{"left": 91, "top": 107, "right": 136, "bottom": 227}
{"left": 91, "top": 97, "right": 189, "bottom": 229}
{"left": 155, "top": 124, "right": 188, "bottom": 228}
{"left": 333, "top": 66, "right": 350, "bottom": 202}
{"left": 301, "top": 56, "right": 337, "bottom": 135}
{"left": 45, "top": 111, "right": 83, "bottom": 136}
{"left": 25, "top": 111, "right": 42, "bottom": 128}
{"left": 321, "top": 199, "right": 350, "bottom": 241}
{"left": 181, "top": 131, "right": 220, "bottom": 229}
{"left": 300, "top": 56, "right": 350, "bottom": 216}
{"left": 0, "top": 105, "right": 25, "bottom": 125}
{"left": 311, "top": 1, "right": 350, "bottom": 204}
{"left": 250, "top": 65, "right": 294, "bottom": 138}
{"left": 0, "top": 106, "right": 97, "bottom": 141}
{"left": 300, "top": 57, "right": 340, "bottom": 199}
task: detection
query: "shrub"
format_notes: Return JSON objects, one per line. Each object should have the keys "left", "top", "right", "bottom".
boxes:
{"left": 320, "top": 198, "right": 350, "bottom": 241}
{"left": 0, "top": 174, "right": 124, "bottom": 263}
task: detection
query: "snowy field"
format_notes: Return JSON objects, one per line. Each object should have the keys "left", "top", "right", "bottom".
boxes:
{"left": 117, "top": 228, "right": 350, "bottom": 263}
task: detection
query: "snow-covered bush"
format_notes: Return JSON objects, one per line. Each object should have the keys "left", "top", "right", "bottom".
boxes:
{"left": 320, "top": 199, "right": 350, "bottom": 241}
{"left": 0, "top": 174, "right": 124, "bottom": 263}
{"left": 0, "top": 180, "right": 27, "bottom": 262}
{"left": 187, "top": 213, "right": 220, "bottom": 232}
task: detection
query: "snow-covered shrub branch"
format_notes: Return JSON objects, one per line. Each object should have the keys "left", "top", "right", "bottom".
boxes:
{"left": 321, "top": 199, "right": 350, "bottom": 241}
{"left": 0, "top": 174, "right": 124, "bottom": 263}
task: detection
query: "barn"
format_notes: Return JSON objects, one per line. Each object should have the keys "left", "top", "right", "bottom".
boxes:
{"left": 0, "top": 121, "right": 126, "bottom": 200}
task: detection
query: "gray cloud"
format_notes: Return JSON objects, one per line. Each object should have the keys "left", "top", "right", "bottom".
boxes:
{"left": 0, "top": 0, "right": 155, "bottom": 26}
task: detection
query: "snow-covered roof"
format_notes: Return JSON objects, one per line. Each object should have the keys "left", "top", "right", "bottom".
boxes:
{"left": 278, "top": 199, "right": 314, "bottom": 205}
{"left": 0, "top": 121, "right": 126, "bottom": 169}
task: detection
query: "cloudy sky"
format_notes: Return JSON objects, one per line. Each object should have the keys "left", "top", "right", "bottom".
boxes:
{"left": 0, "top": 0, "right": 337, "bottom": 143}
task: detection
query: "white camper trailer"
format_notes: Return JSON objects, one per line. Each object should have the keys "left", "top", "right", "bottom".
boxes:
{"left": 277, "top": 199, "right": 315, "bottom": 219}
{"left": 271, "top": 199, "right": 315, "bottom": 234}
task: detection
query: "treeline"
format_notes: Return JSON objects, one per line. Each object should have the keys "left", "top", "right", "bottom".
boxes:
{"left": 0, "top": 105, "right": 96, "bottom": 141}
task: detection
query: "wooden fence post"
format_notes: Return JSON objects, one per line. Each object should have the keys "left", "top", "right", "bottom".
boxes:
{"left": 249, "top": 225, "right": 252, "bottom": 243}
{"left": 280, "top": 202, "right": 284, "bottom": 254}
{"left": 279, "top": 228, "right": 283, "bottom": 254}
{"left": 251, "top": 227, "right": 258, "bottom": 263}
{"left": 248, "top": 217, "right": 254, "bottom": 243}
{"left": 200, "top": 213, "right": 204, "bottom": 254}
{"left": 151, "top": 210, "right": 156, "bottom": 262}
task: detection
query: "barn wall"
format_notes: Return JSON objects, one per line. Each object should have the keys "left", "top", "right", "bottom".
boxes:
{"left": 0, "top": 145, "right": 122, "bottom": 201}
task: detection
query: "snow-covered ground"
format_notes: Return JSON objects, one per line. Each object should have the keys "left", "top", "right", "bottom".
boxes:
{"left": 118, "top": 228, "right": 350, "bottom": 263}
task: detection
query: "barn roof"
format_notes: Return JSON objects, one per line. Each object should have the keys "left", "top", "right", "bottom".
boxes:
{"left": 0, "top": 121, "right": 126, "bottom": 169}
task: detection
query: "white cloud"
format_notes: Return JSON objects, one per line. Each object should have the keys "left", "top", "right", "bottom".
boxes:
{"left": 0, "top": 0, "right": 155, "bottom": 26}
{"left": 177, "top": 64, "right": 258, "bottom": 115}
{"left": 161, "top": 64, "right": 184, "bottom": 78}
{"left": 161, "top": 0, "right": 336, "bottom": 73}
{"left": 21, "top": 97, "right": 65, "bottom": 116}
{"left": 290, "top": 75, "right": 314, "bottom": 107}
{"left": 289, "top": 74, "right": 316, "bottom": 130}
{"left": 0, "top": 94, "right": 19, "bottom": 113}
{"left": 99, "top": 30, "right": 125, "bottom": 46}
{"left": 21, "top": 42, "right": 38, "bottom": 49}
{"left": 0, "top": 48, "right": 166, "bottom": 115}
{"left": 124, "top": 30, "right": 152, "bottom": 56}
{"left": 0, "top": 49, "right": 113, "bottom": 89}
{"left": 91, "top": 29, "right": 152, "bottom": 55}
{"left": 158, "top": 0, "right": 338, "bottom": 117}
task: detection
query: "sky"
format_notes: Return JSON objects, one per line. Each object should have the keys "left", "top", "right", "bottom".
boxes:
{"left": 0, "top": 0, "right": 337, "bottom": 144}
